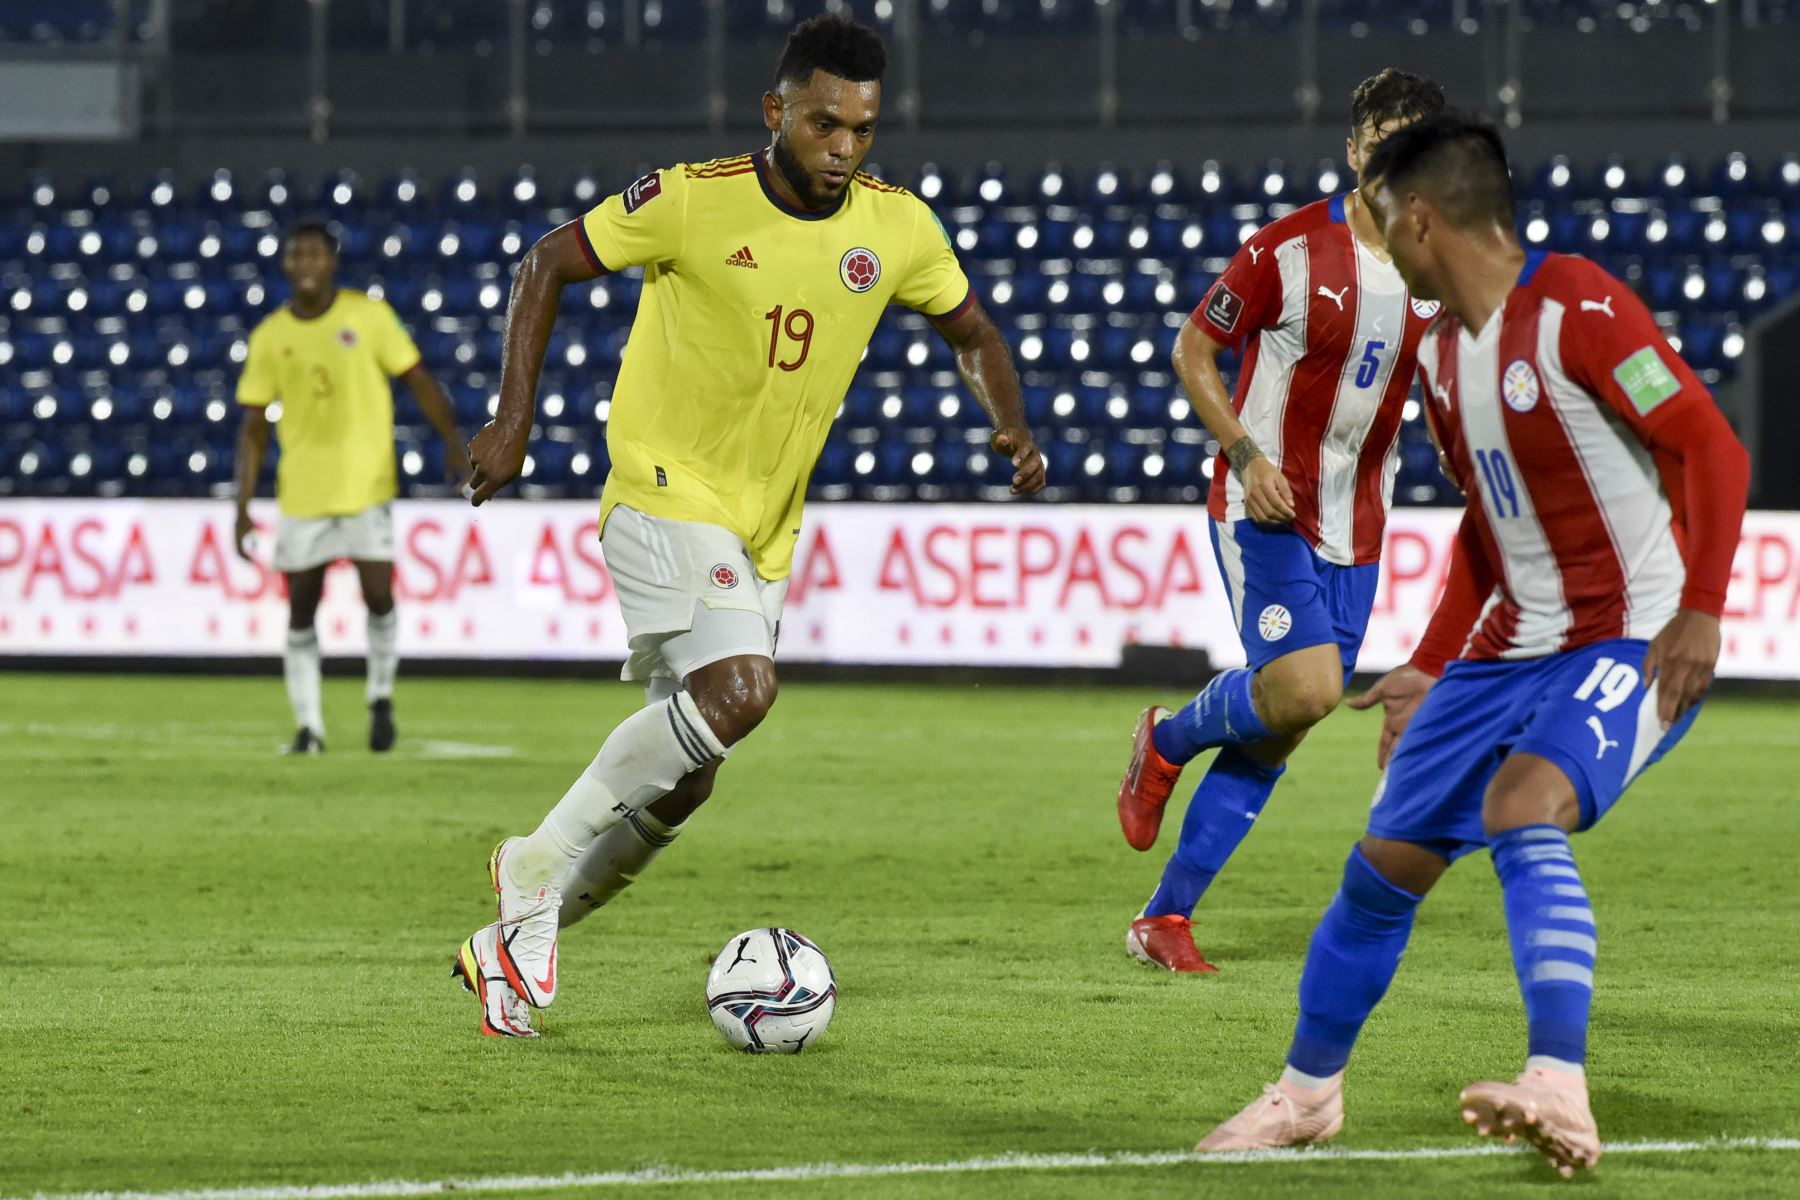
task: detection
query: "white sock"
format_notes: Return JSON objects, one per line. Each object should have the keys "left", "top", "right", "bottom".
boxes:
{"left": 1280, "top": 1065, "right": 1339, "bottom": 1092}
{"left": 558, "top": 805, "right": 683, "bottom": 928}
{"left": 1526, "top": 1055, "right": 1585, "bottom": 1078}
{"left": 366, "top": 609, "right": 398, "bottom": 703}
{"left": 284, "top": 627, "right": 324, "bottom": 736}
{"left": 508, "top": 691, "right": 725, "bottom": 889}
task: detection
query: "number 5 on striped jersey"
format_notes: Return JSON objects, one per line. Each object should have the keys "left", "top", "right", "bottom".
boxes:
{"left": 1354, "top": 340, "right": 1387, "bottom": 388}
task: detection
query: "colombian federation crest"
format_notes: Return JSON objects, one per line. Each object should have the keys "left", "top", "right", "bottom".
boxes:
{"left": 338, "top": 328, "right": 358, "bottom": 347}
{"left": 840, "top": 247, "right": 881, "bottom": 293}
{"left": 1502, "top": 359, "right": 1541, "bottom": 413}
{"left": 1257, "top": 604, "right": 1293, "bottom": 642}
{"left": 1410, "top": 298, "right": 1442, "bottom": 320}
{"left": 710, "top": 563, "right": 740, "bottom": 590}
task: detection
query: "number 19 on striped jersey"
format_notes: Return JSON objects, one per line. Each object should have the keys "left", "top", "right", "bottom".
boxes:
{"left": 1474, "top": 448, "right": 1521, "bottom": 519}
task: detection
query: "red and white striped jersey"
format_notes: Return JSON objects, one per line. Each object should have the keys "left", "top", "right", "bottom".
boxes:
{"left": 1419, "top": 251, "right": 1711, "bottom": 661}
{"left": 1192, "top": 194, "right": 1435, "bottom": 566}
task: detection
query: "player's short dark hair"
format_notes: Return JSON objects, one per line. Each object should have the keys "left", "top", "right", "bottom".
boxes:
{"left": 1364, "top": 110, "right": 1517, "bottom": 229}
{"left": 1350, "top": 68, "right": 1446, "bottom": 136}
{"left": 283, "top": 217, "right": 339, "bottom": 254}
{"left": 774, "top": 13, "right": 886, "bottom": 89}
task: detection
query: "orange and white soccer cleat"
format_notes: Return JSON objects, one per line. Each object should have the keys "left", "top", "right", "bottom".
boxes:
{"left": 489, "top": 838, "right": 563, "bottom": 1008}
{"left": 1126, "top": 913, "right": 1219, "bottom": 973}
{"left": 1196, "top": 1074, "right": 1345, "bottom": 1151}
{"left": 452, "top": 923, "right": 538, "bottom": 1038}
{"left": 1459, "top": 1066, "right": 1601, "bottom": 1178}
{"left": 1117, "top": 706, "right": 1184, "bottom": 851}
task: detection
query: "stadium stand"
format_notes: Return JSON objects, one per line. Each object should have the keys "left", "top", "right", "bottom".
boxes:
{"left": 0, "top": 152, "right": 1790, "bottom": 503}
{"left": 9, "top": 1, "right": 1800, "bottom": 48}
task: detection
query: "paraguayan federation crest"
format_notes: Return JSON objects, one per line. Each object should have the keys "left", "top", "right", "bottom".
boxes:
{"left": 1502, "top": 359, "right": 1541, "bottom": 413}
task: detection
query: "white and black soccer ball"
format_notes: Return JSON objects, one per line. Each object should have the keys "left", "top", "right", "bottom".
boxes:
{"left": 705, "top": 927, "right": 836, "bottom": 1054}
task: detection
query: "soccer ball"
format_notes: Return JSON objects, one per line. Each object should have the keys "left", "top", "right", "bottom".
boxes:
{"left": 705, "top": 927, "right": 837, "bottom": 1053}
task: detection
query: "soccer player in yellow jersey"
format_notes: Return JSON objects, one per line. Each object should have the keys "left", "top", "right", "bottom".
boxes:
{"left": 450, "top": 14, "right": 1045, "bottom": 1035}
{"left": 233, "top": 219, "right": 469, "bottom": 755}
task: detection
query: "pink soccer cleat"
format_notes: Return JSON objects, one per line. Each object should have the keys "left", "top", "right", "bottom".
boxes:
{"left": 1459, "top": 1066, "right": 1601, "bottom": 1178}
{"left": 1195, "top": 1074, "right": 1345, "bottom": 1151}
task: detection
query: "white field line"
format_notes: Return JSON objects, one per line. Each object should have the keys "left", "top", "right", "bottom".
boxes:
{"left": 0, "top": 723, "right": 514, "bottom": 758}
{"left": 411, "top": 739, "right": 515, "bottom": 759}
{"left": 12, "top": 1137, "right": 1799, "bottom": 1200}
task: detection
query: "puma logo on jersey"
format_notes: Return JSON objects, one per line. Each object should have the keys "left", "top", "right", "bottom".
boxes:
{"left": 1580, "top": 295, "right": 1615, "bottom": 317}
{"left": 725, "top": 245, "right": 758, "bottom": 269}
{"left": 1248, "top": 244, "right": 1264, "bottom": 264}
{"left": 1586, "top": 716, "right": 1620, "bottom": 761}
{"left": 1432, "top": 381, "right": 1453, "bottom": 407}
{"left": 1317, "top": 284, "right": 1349, "bottom": 311}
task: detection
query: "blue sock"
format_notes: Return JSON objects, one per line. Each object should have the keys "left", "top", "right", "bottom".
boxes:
{"left": 1144, "top": 748, "right": 1286, "bottom": 918}
{"left": 1287, "top": 846, "right": 1424, "bottom": 1078}
{"left": 1152, "top": 668, "right": 1271, "bottom": 766}
{"left": 1489, "top": 825, "right": 1596, "bottom": 1069}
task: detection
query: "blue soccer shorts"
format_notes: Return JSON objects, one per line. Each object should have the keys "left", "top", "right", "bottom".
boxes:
{"left": 1366, "top": 638, "right": 1702, "bottom": 860}
{"left": 1209, "top": 518, "right": 1380, "bottom": 682}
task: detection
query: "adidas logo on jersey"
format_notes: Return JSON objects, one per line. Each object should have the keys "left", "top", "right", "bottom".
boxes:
{"left": 725, "top": 245, "right": 758, "bottom": 269}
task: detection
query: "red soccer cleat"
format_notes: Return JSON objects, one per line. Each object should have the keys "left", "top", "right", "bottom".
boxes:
{"left": 1127, "top": 913, "right": 1219, "bottom": 973}
{"left": 1117, "top": 706, "right": 1184, "bottom": 851}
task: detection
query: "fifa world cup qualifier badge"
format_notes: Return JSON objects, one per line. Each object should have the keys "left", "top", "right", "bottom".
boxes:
{"left": 839, "top": 247, "right": 880, "bottom": 293}
{"left": 1204, "top": 284, "right": 1243, "bottom": 333}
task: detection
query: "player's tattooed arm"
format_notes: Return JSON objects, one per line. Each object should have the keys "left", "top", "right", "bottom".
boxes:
{"left": 232, "top": 406, "right": 271, "bottom": 561}
{"left": 1224, "top": 436, "right": 1265, "bottom": 475}
{"left": 468, "top": 221, "right": 601, "bottom": 505}
{"left": 930, "top": 295, "right": 1046, "bottom": 495}
{"left": 1173, "top": 322, "right": 1296, "bottom": 523}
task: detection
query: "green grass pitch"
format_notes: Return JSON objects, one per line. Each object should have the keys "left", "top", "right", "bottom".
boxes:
{"left": 2, "top": 672, "right": 1796, "bottom": 1199}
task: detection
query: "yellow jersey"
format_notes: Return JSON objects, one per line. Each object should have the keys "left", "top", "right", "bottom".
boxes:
{"left": 236, "top": 289, "right": 422, "bottom": 519}
{"left": 578, "top": 151, "right": 972, "bottom": 580}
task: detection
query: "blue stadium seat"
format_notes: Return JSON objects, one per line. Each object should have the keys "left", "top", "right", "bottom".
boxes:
{"left": 1254, "top": 160, "right": 1295, "bottom": 204}
{"left": 1652, "top": 155, "right": 1695, "bottom": 202}
{"left": 1593, "top": 156, "right": 1642, "bottom": 200}
{"left": 1528, "top": 156, "right": 1580, "bottom": 203}
{"left": 1771, "top": 154, "right": 1800, "bottom": 201}
{"left": 0, "top": 154, "right": 1778, "bottom": 502}
{"left": 1710, "top": 152, "right": 1757, "bottom": 198}
{"left": 1084, "top": 164, "right": 1130, "bottom": 206}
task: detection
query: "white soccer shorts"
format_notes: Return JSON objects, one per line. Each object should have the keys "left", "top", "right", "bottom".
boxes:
{"left": 600, "top": 505, "right": 787, "bottom": 686}
{"left": 272, "top": 502, "right": 396, "bottom": 573}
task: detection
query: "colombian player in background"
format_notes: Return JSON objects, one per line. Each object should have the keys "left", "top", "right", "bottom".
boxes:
{"left": 1114, "top": 70, "right": 1446, "bottom": 972}
{"left": 451, "top": 15, "right": 1046, "bottom": 1037}
{"left": 233, "top": 219, "right": 469, "bottom": 755}
{"left": 1198, "top": 115, "right": 1749, "bottom": 1176}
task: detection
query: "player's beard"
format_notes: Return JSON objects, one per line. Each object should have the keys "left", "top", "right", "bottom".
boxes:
{"left": 770, "top": 135, "right": 842, "bottom": 210}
